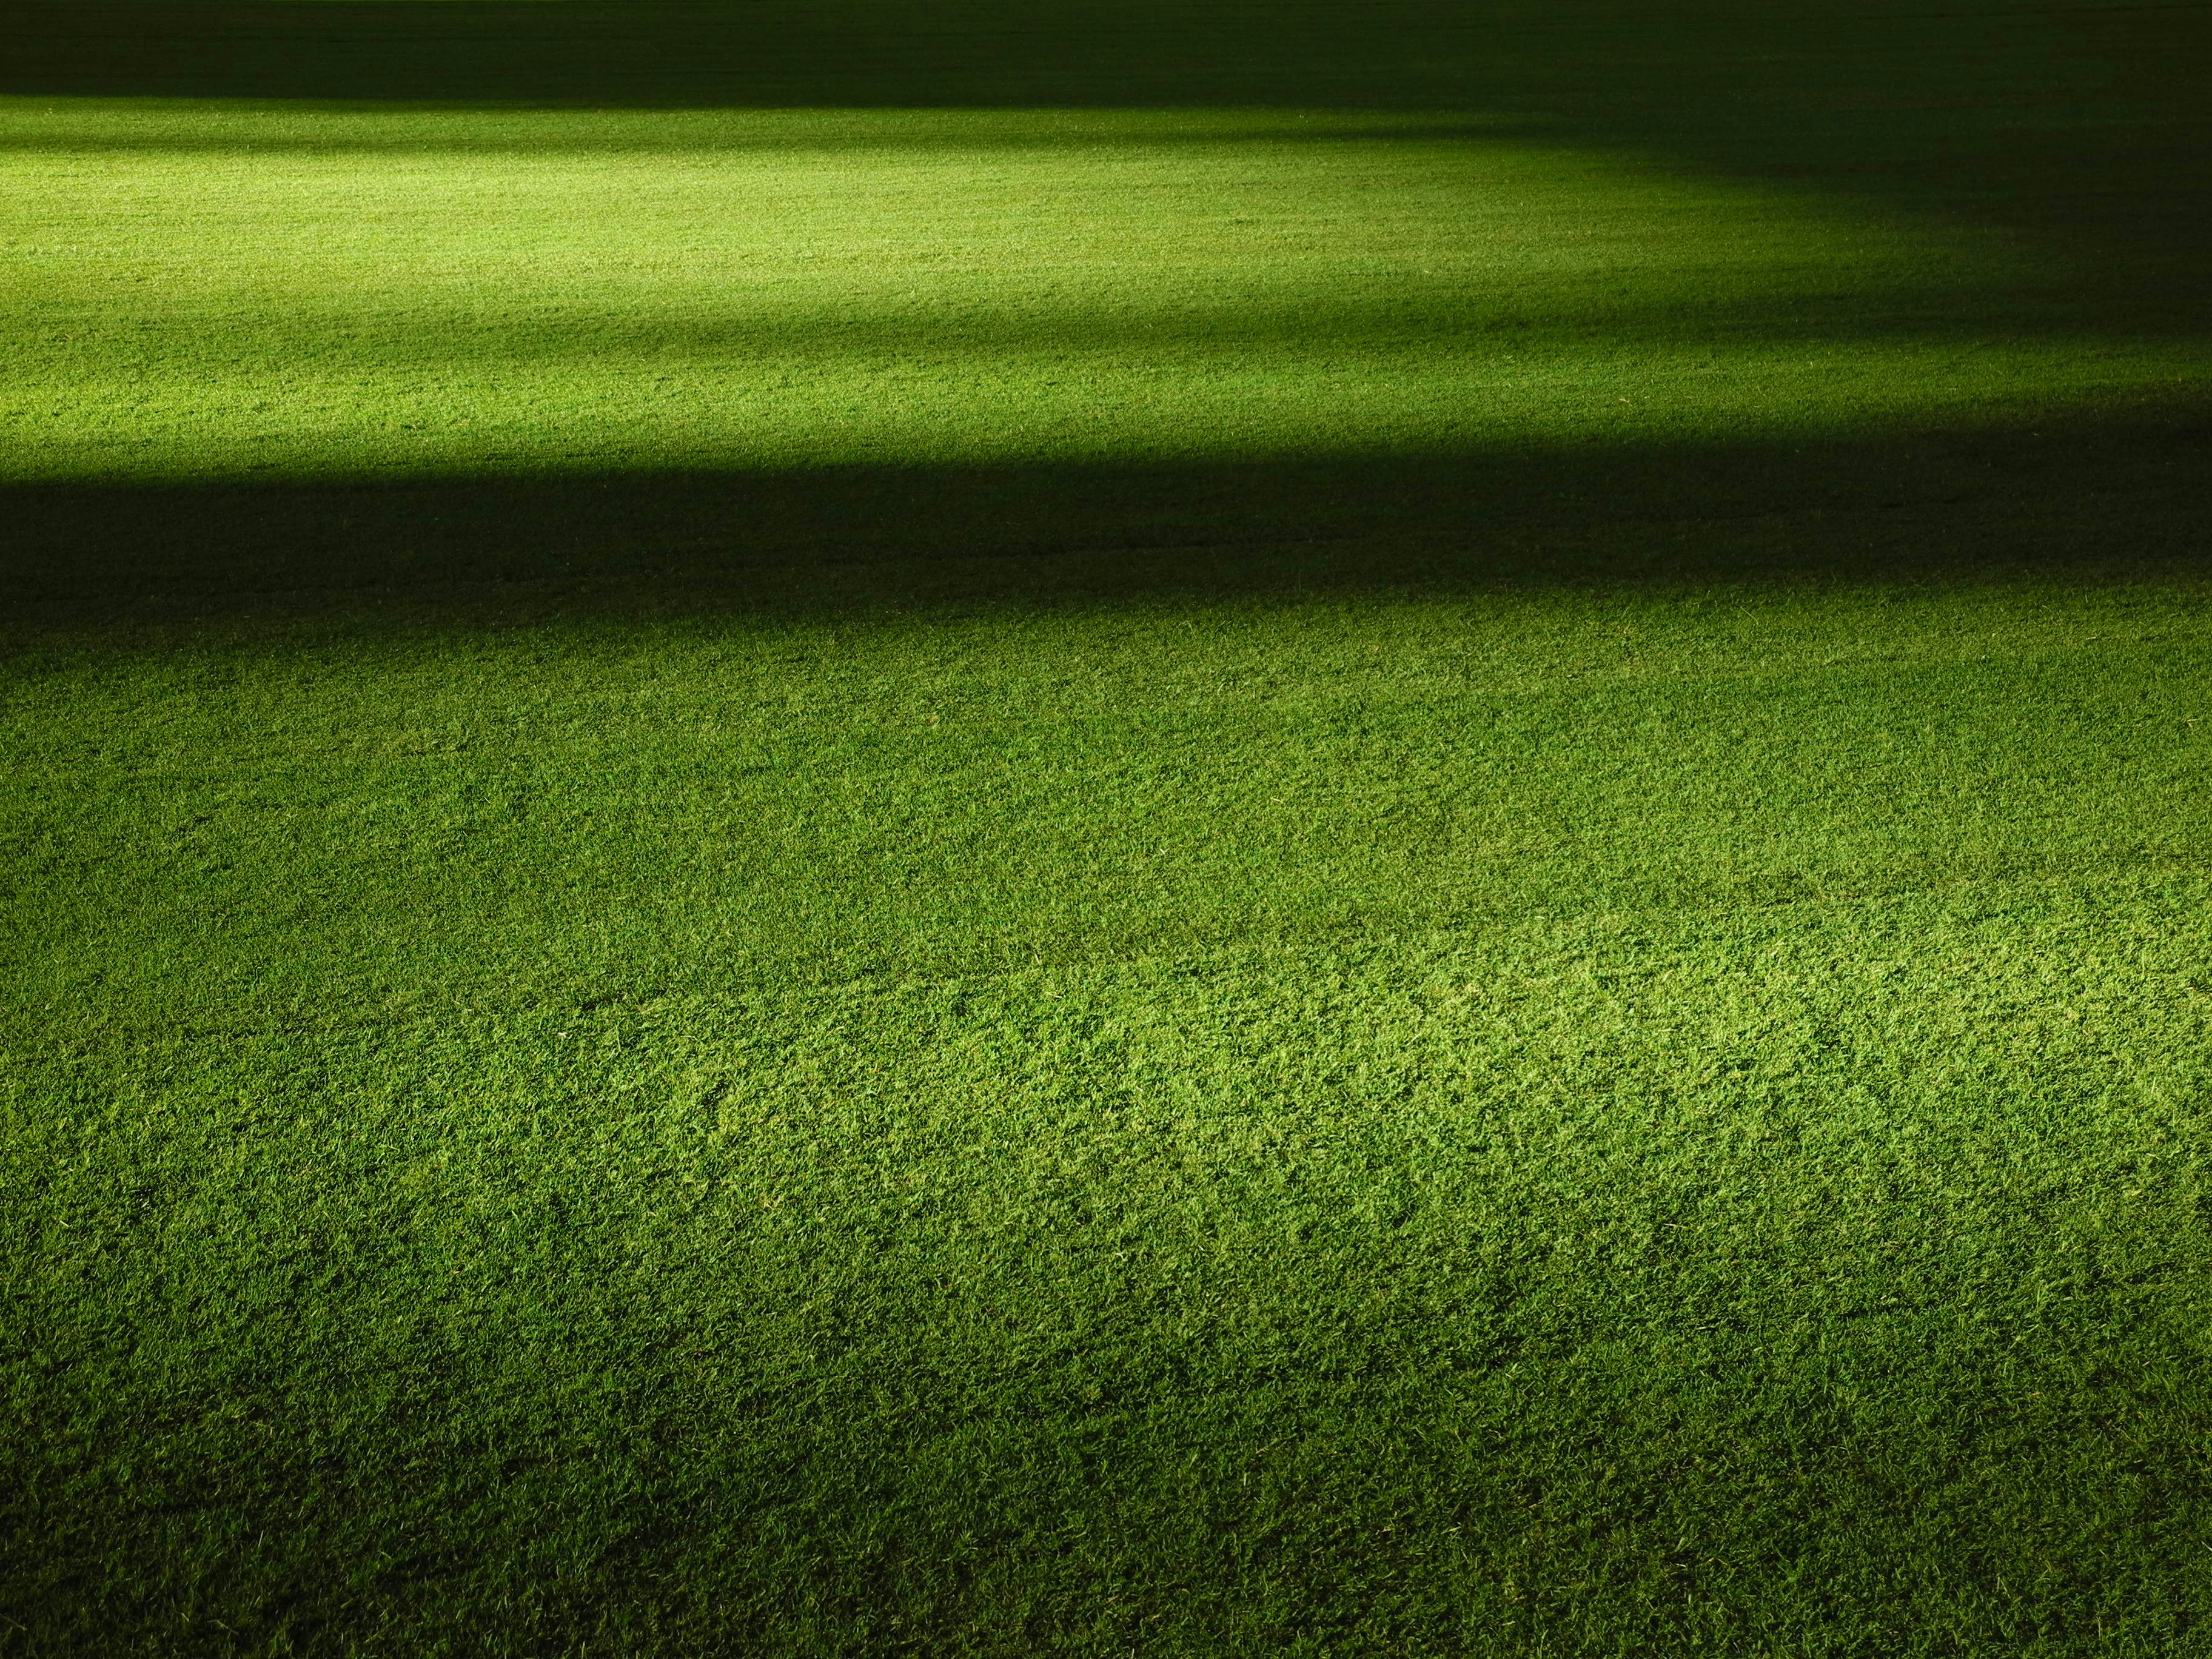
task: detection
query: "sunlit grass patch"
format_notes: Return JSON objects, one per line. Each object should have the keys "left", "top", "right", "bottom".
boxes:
{"left": 6, "top": 101, "right": 2193, "bottom": 483}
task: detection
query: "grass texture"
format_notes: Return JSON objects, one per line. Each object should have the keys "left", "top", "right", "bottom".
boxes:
{"left": 5, "top": 0, "right": 2212, "bottom": 1653}
{"left": 0, "top": 101, "right": 2188, "bottom": 483}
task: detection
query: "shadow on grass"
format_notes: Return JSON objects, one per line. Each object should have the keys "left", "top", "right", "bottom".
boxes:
{"left": 12, "top": 0, "right": 2210, "bottom": 295}
{"left": 12, "top": 1042, "right": 2212, "bottom": 1654}
{"left": 8, "top": 401, "right": 2207, "bottom": 637}
{"left": 7, "top": 3, "right": 2205, "bottom": 640}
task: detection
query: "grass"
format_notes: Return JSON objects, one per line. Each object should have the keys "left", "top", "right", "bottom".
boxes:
{"left": 4, "top": 0, "right": 2212, "bottom": 1652}
{"left": 1, "top": 101, "right": 2187, "bottom": 484}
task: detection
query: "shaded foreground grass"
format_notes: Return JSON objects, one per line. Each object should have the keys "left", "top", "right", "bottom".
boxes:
{"left": 6, "top": 0, "right": 2212, "bottom": 1651}
{"left": 13, "top": 887, "right": 2212, "bottom": 1654}
{"left": 10, "top": 557, "right": 2212, "bottom": 1654}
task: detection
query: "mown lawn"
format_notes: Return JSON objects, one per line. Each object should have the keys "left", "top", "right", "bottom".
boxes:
{"left": 4, "top": 1, "right": 2211, "bottom": 1653}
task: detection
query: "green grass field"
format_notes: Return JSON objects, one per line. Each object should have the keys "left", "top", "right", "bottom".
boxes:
{"left": 5, "top": 1, "right": 2211, "bottom": 1652}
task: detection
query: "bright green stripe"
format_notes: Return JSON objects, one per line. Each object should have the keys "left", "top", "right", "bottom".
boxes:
{"left": 8, "top": 104, "right": 2199, "bottom": 482}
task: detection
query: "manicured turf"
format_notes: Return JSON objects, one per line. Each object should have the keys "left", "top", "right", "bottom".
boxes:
{"left": 1, "top": 97, "right": 2189, "bottom": 488}
{"left": 5, "top": 1, "right": 2211, "bottom": 1653}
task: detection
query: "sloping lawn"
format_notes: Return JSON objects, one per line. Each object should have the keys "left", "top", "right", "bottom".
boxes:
{"left": 4, "top": 0, "right": 2210, "bottom": 1652}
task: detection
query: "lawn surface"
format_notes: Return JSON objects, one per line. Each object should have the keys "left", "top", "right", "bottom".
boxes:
{"left": 5, "top": 1, "right": 2212, "bottom": 1653}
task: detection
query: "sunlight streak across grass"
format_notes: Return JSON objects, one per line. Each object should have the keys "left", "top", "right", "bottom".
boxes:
{"left": 7, "top": 102, "right": 2200, "bottom": 483}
